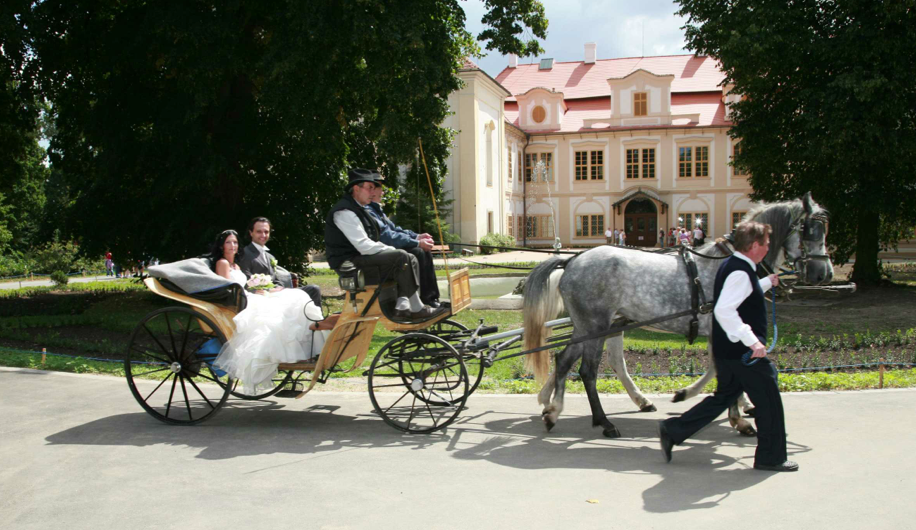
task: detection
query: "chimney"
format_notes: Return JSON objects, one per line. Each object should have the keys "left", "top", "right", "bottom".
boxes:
{"left": 508, "top": 54, "right": 518, "bottom": 68}
{"left": 585, "top": 42, "right": 597, "bottom": 64}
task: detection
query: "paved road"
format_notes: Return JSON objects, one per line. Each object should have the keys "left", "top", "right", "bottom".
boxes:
{"left": 2, "top": 368, "right": 913, "bottom": 530}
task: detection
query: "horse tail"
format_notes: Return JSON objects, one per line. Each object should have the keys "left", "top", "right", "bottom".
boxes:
{"left": 523, "top": 257, "right": 567, "bottom": 383}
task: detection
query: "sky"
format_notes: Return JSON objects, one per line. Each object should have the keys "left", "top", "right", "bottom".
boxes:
{"left": 462, "top": 0, "right": 691, "bottom": 77}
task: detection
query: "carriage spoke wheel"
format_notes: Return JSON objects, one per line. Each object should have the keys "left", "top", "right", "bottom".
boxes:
{"left": 221, "top": 371, "right": 294, "bottom": 400}
{"left": 125, "top": 307, "right": 232, "bottom": 425}
{"left": 368, "top": 333, "right": 468, "bottom": 434}
{"left": 422, "top": 319, "right": 485, "bottom": 398}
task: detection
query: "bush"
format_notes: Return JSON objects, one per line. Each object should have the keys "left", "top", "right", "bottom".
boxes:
{"left": 478, "top": 233, "right": 517, "bottom": 255}
{"left": 49, "top": 271, "right": 69, "bottom": 287}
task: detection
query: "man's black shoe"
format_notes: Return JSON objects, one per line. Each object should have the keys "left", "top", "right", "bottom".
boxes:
{"left": 392, "top": 308, "right": 412, "bottom": 321}
{"left": 427, "top": 300, "right": 441, "bottom": 309}
{"left": 658, "top": 421, "right": 673, "bottom": 463}
{"left": 409, "top": 305, "right": 447, "bottom": 322}
{"left": 754, "top": 461, "right": 799, "bottom": 472}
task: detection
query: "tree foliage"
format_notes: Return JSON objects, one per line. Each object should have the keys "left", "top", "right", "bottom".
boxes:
{"left": 1, "top": 1, "right": 48, "bottom": 252}
{"left": 19, "top": 0, "right": 546, "bottom": 272}
{"left": 677, "top": 0, "right": 916, "bottom": 284}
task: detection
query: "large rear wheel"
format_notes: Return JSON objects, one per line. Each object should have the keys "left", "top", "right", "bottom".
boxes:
{"left": 125, "top": 307, "right": 233, "bottom": 425}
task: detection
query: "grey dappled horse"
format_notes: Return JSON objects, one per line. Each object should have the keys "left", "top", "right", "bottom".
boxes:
{"left": 523, "top": 193, "right": 833, "bottom": 438}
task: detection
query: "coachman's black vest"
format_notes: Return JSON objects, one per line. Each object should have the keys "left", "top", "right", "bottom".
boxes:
{"left": 324, "top": 194, "right": 380, "bottom": 269}
{"left": 712, "top": 255, "right": 768, "bottom": 360}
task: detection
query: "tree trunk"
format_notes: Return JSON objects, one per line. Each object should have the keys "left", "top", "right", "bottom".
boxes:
{"left": 850, "top": 208, "right": 881, "bottom": 285}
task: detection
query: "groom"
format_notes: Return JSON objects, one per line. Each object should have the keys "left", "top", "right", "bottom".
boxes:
{"left": 239, "top": 216, "right": 322, "bottom": 307}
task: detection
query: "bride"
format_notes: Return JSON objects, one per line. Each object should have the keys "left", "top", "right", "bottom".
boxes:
{"left": 208, "top": 229, "right": 327, "bottom": 394}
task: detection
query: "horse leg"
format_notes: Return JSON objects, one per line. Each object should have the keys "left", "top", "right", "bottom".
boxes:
{"left": 605, "top": 333, "right": 656, "bottom": 412}
{"left": 673, "top": 342, "right": 716, "bottom": 403}
{"left": 542, "top": 344, "right": 580, "bottom": 432}
{"left": 738, "top": 393, "right": 756, "bottom": 416}
{"left": 729, "top": 401, "right": 757, "bottom": 436}
{"left": 581, "top": 339, "right": 621, "bottom": 438}
{"left": 537, "top": 372, "right": 556, "bottom": 408}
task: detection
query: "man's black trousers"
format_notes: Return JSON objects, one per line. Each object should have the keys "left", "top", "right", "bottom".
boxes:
{"left": 404, "top": 247, "right": 440, "bottom": 305}
{"left": 351, "top": 249, "right": 420, "bottom": 298}
{"left": 662, "top": 356, "right": 788, "bottom": 466}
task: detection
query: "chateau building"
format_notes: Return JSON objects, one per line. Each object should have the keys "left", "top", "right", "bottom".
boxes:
{"left": 443, "top": 45, "right": 755, "bottom": 247}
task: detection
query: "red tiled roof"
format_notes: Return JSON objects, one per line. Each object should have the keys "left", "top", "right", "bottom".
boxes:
{"left": 495, "top": 54, "right": 726, "bottom": 101}
{"left": 504, "top": 92, "right": 728, "bottom": 133}
{"left": 461, "top": 57, "right": 479, "bottom": 70}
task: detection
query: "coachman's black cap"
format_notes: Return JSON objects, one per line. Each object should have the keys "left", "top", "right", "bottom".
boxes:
{"left": 345, "top": 168, "right": 384, "bottom": 191}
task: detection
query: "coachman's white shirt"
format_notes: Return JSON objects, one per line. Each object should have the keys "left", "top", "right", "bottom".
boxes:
{"left": 713, "top": 251, "right": 774, "bottom": 347}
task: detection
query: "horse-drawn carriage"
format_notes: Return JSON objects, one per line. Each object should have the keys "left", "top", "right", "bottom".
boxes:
{"left": 124, "top": 264, "right": 498, "bottom": 433}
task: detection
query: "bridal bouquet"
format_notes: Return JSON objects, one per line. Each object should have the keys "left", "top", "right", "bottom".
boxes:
{"left": 246, "top": 273, "right": 275, "bottom": 291}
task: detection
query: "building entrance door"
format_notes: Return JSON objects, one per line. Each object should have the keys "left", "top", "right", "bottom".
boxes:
{"left": 624, "top": 199, "right": 657, "bottom": 247}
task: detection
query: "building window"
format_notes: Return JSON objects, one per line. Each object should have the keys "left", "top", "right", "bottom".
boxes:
{"left": 574, "top": 150, "right": 604, "bottom": 181}
{"left": 733, "top": 142, "right": 748, "bottom": 176}
{"left": 732, "top": 211, "right": 746, "bottom": 229}
{"left": 525, "top": 152, "right": 552, "bottom": 182}
{"left": 590, "top": 151, "right": 603, "bottom": 180}
{"left": 517, "top": 152, "right": 523, "bottom": 182}
{"left": 532, "top": 105, "right": 546, "bottom": 124}
{"left": 524, "top": 214, "right": 554, "bottom": 239}
{"left": 678, "top": 145, "right": 710, "bottom": 178}
{"left": 627, "top": 148, "right": 656, "bottom": 179}
{"left": 487, "top": 211, "right": 493, "bottom": 234}
{"left": 486, "top": 128, "right": 493, "bottom": 187}
{"left": 508, "top": 215, "right": 514, "bottom": 238}
{"left": 634, "top": 92, "right": 647, "bottom": 117}
{"left": 576, "top": 214, "right": 605, "bottom": 237}
{"left": 508, "top": 147, "right": 514, "bottom": 184}
{"left": 679, "top": 212, "right": 709, "bottom": 231}
{"left": 678, "top": 147, "right": 692, "bottom": 178}
{"left": 642, "top": 148, "right": 656, "bottom": 179}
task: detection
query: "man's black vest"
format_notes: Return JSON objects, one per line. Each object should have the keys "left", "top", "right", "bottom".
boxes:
{"left": 324, "top": 194, "right": 380, "bottom": 269}
{"left": 712, "top": 255, "right": 768, "bottom": 360}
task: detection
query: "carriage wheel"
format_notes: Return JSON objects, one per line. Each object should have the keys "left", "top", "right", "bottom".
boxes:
{"left": 125, "top": 307, "right": 232, "bottom": 425}
{"left": 422, "top": 319, "right": 485, "bottom": 399}
{"left": 368, "top": 333, "right": 469, "bottom": 434}
{"left": 220, "top": 371, "right": 294, "bottom": 400}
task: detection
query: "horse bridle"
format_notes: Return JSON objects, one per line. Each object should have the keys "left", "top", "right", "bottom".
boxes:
{"left": 785, "top": 212, "right": 830, "bottom": 279}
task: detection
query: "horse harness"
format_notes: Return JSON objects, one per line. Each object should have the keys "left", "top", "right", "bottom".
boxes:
{"left": 679, "top": 245, "right": 719, "bottom": 344}
{"left": 791, "top": 212, "right": 830, "bottom": 280}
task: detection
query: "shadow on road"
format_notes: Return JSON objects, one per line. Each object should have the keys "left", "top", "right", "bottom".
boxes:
{"left": 46, "top": 399, "right": 810, "bottom": 512}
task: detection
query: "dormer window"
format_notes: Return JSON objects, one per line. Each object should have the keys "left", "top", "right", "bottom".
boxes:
{"left": 634, "top": 92, "right": 647, "bottom": 116}
{"left": 532, "top": 105, "right": 547, "bottom": 124}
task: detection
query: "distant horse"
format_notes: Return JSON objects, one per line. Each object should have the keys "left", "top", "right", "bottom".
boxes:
{"left": 523, "top": 193, "right": 832, "bottom": 438}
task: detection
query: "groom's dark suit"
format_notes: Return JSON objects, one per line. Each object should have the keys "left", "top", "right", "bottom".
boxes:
{"left": 239, "top": 243, "right": 322, "bottom": 307}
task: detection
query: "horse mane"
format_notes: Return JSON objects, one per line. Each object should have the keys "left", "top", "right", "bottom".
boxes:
{"left": 745, "top": 196, "right": 828, "bottom": 267}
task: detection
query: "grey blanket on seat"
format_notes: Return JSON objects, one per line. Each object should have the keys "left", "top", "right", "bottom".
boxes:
{"left": 147, "top": 258, "right": 235, "bottom": 294}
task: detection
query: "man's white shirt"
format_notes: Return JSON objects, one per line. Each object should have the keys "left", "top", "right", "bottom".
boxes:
{"left": 333, "top": 210, "right": 394, "bottom": 255}
{"left": 713, "top": 251, "right": 773, "bottom": 347}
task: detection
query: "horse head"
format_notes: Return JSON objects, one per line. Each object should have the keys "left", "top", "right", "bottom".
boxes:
{"left": 752, "top": 192, "right": 834, "bottom": 285}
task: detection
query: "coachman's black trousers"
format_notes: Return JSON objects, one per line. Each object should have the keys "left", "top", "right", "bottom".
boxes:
{"left": 663, "top": 356, "right": 788, "bottom": 466}
{"left": 404, "top": 247, "right": 440, "bottom": 305}
{"left": 351, "top": 249, "right": 420, "bottom": 299}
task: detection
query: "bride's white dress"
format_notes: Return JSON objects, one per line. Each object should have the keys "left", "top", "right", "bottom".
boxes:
{"left": 214, "top": 268, "right": 327, "bottom": 394}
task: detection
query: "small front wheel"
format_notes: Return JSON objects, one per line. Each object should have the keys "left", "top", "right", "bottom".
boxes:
{"left": 368, "top": 333, "right": 468, "bottom": 433}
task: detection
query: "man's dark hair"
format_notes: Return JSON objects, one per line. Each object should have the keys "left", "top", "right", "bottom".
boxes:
{"left": 733, "top": 221, "right": 771, "bottom": 252}
{"left": 248, "top": 216, "right": 272, "bottom": 233}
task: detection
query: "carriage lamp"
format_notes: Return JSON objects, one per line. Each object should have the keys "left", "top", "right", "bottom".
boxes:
{"left": 337, "top": 261, "right": 365, "bottom": 292}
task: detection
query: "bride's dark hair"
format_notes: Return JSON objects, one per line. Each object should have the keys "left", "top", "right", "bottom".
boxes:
{"left": 206, "top": 229, "right": 240, "bottom": 271}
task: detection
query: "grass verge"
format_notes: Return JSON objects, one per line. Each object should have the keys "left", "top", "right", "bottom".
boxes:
{"left": 4, "top": 346, "right": 914, "bottom": 394}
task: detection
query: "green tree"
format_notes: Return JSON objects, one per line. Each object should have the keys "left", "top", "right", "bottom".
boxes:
{"left": 27, "top": 0, "right": 546, "bottom": 272}
{"left": 0, "top": 1, "right": 48, "bottom": 251}
{"left": 677, "top": 0, "right": 916, "bottom": 284}
{"left": 391, "top": 151, "right": 457, "bottom": 243}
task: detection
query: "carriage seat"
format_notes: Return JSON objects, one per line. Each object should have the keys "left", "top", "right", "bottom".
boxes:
{"left": 334, "top": 260, "right": 383, "bottom": 292}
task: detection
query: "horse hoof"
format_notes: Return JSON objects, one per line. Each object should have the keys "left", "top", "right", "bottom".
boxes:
{"left": 640, "top": 404, "right": 657, "bottom": 413}
{"left": 542, "top": 414, "right": 556, "bottom": 432}
{"left": 744, "top": 407, "right": 756, "bottom": 417}
{"left": 672, "top": 390, "right": 687, "bottom": 403}
{"left": 739, "top": 426, "right": 757, "bottom": 437}
{"left": 603, "top": 427, "right": 621, "bottom": 438}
